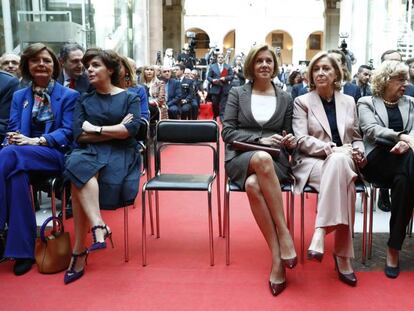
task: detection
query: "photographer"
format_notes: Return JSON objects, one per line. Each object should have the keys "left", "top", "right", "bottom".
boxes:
{"left": 175, "top": 64, "right": 194, "bottom": 120}
{"left": 177, "top": 43, "right": 195, "bottom": 70}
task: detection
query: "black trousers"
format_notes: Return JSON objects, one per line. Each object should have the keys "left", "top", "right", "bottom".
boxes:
{"left": 211, "top": 92, "right": 228, "bottom": 119}
{"left": 362, "top": 148, "right": 414, "bottom": 250}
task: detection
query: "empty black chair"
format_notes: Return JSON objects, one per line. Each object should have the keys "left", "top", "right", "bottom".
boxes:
{"left": 141, "top": 120, "right": 221, "bottom": 266}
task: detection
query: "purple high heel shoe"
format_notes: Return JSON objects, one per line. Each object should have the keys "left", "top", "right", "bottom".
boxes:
{"left": 64, "top": 249, "right": 89, "bottom": 285}
{"left": 89, "top": 224, "right": 114, "bottom": 252}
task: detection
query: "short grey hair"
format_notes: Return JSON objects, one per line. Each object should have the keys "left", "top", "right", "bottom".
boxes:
{"left": 59, "top": 42, "right": 84, "bottom": 61}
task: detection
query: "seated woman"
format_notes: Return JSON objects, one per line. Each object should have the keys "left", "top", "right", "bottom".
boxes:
{"left": 292, "top": 51, "right": 365, "bottom": 287}
{"left": 140, "top": 65, "right": 167, "bottom": 123}
{"left": 118, "top": 56, "right": 149, "bottom": 120}
{"left": 64, "top": 48, "right": 141, "bottom": 284}
{"left": 358, "top": 60, "right": 414, "bottom": 279}
{"left": 222, "top": 44, "right": 297, "bottom": 297}
{"left": 0, "top": 43, "right": 78, "bottom": 275}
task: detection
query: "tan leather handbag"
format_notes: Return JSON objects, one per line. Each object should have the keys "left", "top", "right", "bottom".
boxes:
{"left": 35, "top": 216, "right": 72, "bottom": 274}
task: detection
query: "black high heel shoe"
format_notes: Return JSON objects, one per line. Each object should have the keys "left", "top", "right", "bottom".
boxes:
{"left": 89, "top": 224, "right": 114, "bottom": 252}
{"left": 307, "top": 250, "right": 324, "bottom": 262}
{"left": 281, "top": 256, "right": 297, "bottom": 269}
{"left": 269, "top": 280, "right": 287, "bottom": 296}
{"left": 64, "top": 249, "right": 89, "bottom": 284}
{"left": 333, "top": 255, "right": 357, "bottom": 287}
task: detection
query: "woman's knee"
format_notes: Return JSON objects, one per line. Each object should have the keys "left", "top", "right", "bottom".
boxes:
{"left": 250, "top": 151, "right": 274, "bottom": 174}
{"left": 245, "top": 174, "right": 260, "bottom": 195}
{"left": 0, "top": 146, "right": 19, "bottom": 173}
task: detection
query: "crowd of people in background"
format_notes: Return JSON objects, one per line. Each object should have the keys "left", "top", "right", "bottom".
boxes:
{"left": 1, "top": 40, "right": 414, "bottom": 296}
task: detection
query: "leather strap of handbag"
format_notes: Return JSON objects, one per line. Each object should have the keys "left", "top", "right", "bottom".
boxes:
{"left": 232, "top": 140, "right": 280, "bottom": 158}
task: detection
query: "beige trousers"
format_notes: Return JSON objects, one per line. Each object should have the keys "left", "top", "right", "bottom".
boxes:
{"left": 307, "top": 152, "right": 357, "bottom": 258}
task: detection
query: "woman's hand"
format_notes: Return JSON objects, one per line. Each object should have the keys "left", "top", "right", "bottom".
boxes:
{"left": 8, "top": 133, "right": 39, "bottom": 146}
{"left": 281, "top": 130, "right": 297, "bottom": 149}
{"left": 332, "top": 144, "right": 353, "bottom": 156}
{"left": 259, "top": 134, "right": 284, "bottom": 147}
{"left": 390, "top": 141, "right": 410, "bottom": 154}
{"left": 352, "top": 147, "right": 367, "bottom": 168}
{"left": 121, "top": 113, "right": 134, "bottom": 125}
{"left": 82, "top": 120, "right": 100, "bottom": 134}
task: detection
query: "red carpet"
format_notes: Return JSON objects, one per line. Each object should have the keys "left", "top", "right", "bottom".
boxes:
{"left": 1, "top": 135, "right": 413, "bottom": 310}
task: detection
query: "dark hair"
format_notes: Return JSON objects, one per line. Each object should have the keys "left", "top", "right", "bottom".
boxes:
{"left": 82, "top": 48, "right": 120, "bottom": 85}
{"left": 243, "top": 44, "right": 279, "bottom": 81}
{"left": 358, "top": 65, "right": 372, "bottom": 73}
{"left": 327, "top": 49, "right": 351, "bottom": 81}
{"left": 381, "top": 49, "right": 402, "bottom": 62}
{"left": 288, "top": 71, "right": 301, "bottom": 86}
{"left": 176, "top": 63, "right": 185, "bottom": 71}
{"left": 406, "top": 57, "right": 414, "bottom": 66}
{"left": 20, "top": 42, "right": 60, "bottom": 81}
{"left": 59, "top": 42, "right": 84, "bottom": 61}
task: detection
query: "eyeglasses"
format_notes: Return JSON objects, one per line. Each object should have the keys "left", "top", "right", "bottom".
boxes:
{"left": 162, "top": 70, "right": 171, "bottom": 73}
{"left": 390, "top": 76, "right": 408, "bottom": 83}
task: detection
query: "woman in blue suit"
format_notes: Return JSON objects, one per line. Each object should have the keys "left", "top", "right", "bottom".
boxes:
{"left": 0, "top": 43, "right": 78, "bottom": 275}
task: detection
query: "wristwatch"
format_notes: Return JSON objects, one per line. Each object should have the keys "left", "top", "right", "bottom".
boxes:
{"left": 95, "top": 126, "right": 103, "bottom": 135}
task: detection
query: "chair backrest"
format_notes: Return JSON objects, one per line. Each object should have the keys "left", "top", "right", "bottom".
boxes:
{"left": 136, "top": 117, "right": 150, "bottom": 175}
{"left": 154, "top": 119, "right": 219, "bottom": 174}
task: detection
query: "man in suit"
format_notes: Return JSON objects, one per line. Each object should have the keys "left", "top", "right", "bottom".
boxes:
{"left": 174, "top": 64, "right": 194, "bottom": 120}
{"left": 0, "top": 70, "right": 19, "bottom": 145}
{"left": 57, "top": 42, "right": 91, "bottom": 94}
{"left": 352, "top": 65, "right": 372, "bottom": 97}
{"left": 161, "top": 66, "right": 182, "bottom": 119}
{"left": 291, "top": 70, "right": 308, "bottom": 99}
{"left": 207, "top": 52, "right": 234, "bottom": 119}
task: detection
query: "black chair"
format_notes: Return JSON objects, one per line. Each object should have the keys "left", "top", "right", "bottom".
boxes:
{"left": 30, "top": 172, "right": 69, "bottom": 231}
{"left": 141, "top": 119, "right": 221, "bottom": 266}
{"left": 299, "top": 179, "right": 369, "bottom": 264}
{"left": 122, "top": 117, "right": 153, "bottom": 262}
{"left": 223, "top": 173, "right": 295, "bottom": 265}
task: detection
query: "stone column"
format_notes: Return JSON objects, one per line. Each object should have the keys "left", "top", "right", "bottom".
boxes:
{"left": 350, "top": 0, "right": 369, "bottom": 66}
{"left": 149, "top": 0, "right": 163, "bottom": 65}
{"left": 133, "top": 0, "right": 150, "bottom": 66}
{"left": 324, "top": 8, "right": 340, "bottom": 50}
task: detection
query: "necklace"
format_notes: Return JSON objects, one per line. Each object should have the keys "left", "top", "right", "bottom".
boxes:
{"left": 383, "top": 98, "right": 399, "bottom": 108}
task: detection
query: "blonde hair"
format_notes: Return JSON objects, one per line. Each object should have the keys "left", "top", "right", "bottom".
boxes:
{"left": 307, "top": 51, "right": 343, "bottom": 91}
{"left": 371, "top": 60, "right": 409, "bottom": 97}
{"left": 243, "top": 44, "right": 279, "bottom": 81}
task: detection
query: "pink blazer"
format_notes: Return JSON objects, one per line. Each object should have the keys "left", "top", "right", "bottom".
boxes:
{"left": 292, "top": 90, "right": 364, "bottom": 193}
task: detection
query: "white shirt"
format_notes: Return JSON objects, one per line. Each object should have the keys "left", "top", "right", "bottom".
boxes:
{"left": 251, "top": 94, "right": 277, "bottom": 125}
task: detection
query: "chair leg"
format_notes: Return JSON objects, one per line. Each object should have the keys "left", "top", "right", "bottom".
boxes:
{"left": 148, "top": 190, "right": 154, "bottom": 236}
{"left": 368, "top": 187, "right": 376, "bottom": 259}
{"left": 30, "top": 185, "right": 35, "bottom": 212}
{"left": 225, "top": 182, "right": 230, "bottom": 265}
{"left": 285, "top": 191, "right": 290, "bottom": 232}
{"left": 142, "top": 187, "right": 147, "bottom": 266}
{"left": 155, "top": 190, "right": 160, "bottom": 238}
{"left": 208, "top": 188, "right": 214, "bottom": 266}
{"left": 290, "top": 191, "right": 295, "bottom": 240}
{"left": 124, "top": 205, "right": 129, "bottom": 262}
{"left": 362, "top": 189, "right": 368, "bottom": 265}
{"left": 300, "top": 193, "right": 305, "bottom": 264}
{"left": 50, "top": 178, "right": 57, "bottom": 232}
{"left": 216, "top": 174, "right": 222, "bottom": 238}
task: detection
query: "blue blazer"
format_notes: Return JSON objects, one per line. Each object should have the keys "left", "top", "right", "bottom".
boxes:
{"left": 165, "top": 79, "right": 182, "bottom": 107}
{"left": 207, "top": 63, "right": 234, "bottom": 95}
{"left": 128, "top": 85, "right": 150, "bottom": 121}
{"left": 8, "top": 82, "right": 79, "bottom": 151}
{"left": 343, "top": 82, "right": 361, "bottom": 104}
{"left": 291, "top": 83, "right": 308, "bottom": 99}
{"left": 405, "top": 83, "right": 414, "bottom": 97}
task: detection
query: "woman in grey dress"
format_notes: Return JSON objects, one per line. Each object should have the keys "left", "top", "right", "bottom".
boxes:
{"left": 64, "top": 48, "right": 141, "bottom": 284}
{"left": 222, "top": 44, "right": 297, "bottom": 296}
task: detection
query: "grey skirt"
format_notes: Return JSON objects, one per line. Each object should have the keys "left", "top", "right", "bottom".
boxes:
{"left": 225, "top": 150, "right": 292, "bottom": 190}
